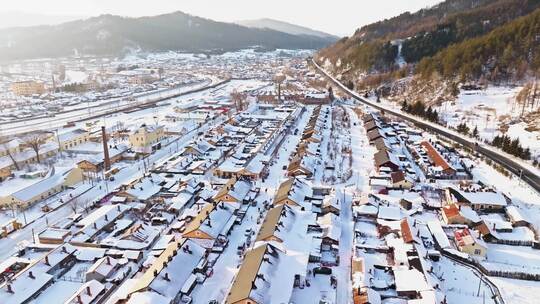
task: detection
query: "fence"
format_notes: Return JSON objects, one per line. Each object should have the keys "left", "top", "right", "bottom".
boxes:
{"left": 490, "top": 239, "right": 534, "bottom": 247}
{"left": 441, "top": 249, "right": 506, "bottom": 304}
{"left": 444, "top": 247, "right": 540, "bottom": 281}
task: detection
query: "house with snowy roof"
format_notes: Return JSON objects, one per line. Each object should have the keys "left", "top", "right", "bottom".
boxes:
{"left": 389, "top": 170, "right": 413, "bottom": 189}
{"left": 58, "top": 128, "right": 90, "bottom": 150}
{"left": 120, "top": 174, "right": 165, "bottom": 202}
{"left": 448, "top": 188, "right": 508, "bottom": 211}
{"left": 0, "top": 166, "right": 84, "bottom": 208}
{"left": 295, "top": 141, "right": 320, "bottom": 157}
{"left": 71, "top": 204, "right": 131, "bottom": 243}
{"left": 239, "top": 153, "right": 269, "bottom": 180}
{"left": 255, "top": 204, "right": 297, "bottom": 243}
{"left": 0, "top": 244, "right": 78, "bottom": 304}
{"left": 273, "top": 177, "right": 314, "bottom": 207}
{"left": 320, "top": 193, "right": 340, "bottom": 215}
{"left": 225, "top": 243, "right": 285, "bottom": 304}
{"left": 0, "top": 138, "right": 22, "bottom": 158}
{"left": 393, "top": 268, "right": 433, "bottom": 299}
{"left": 0, "top": 140, "right": 59, "bottom": 176}
{"left": 85, "top": 256, "right": 120, "bottom": 282}
{"left": 441, "top": 203, "right": 480, "bottom": 226}
{"left": 373, "top": 150, "right": 400, "bottom": 172}
{"left": 181, "top": 139, "right": 216, "bottom": 158}
{"left": 419, "top": 141, "right": 456, "bottom": 177}
{"left": 317, "top": 213, "right": 341, "bottom": 245}
{"left": 505, "top": 205, "right": 530, "bottom": 227}
{"left": 213, "top": 177, "right": 252, "bottom": 204}
{"left": 182, "top": 201, "right": 236, "bottom": 248}
{"left": 454, "top": 228, "right": 487, "bottom": 257}
{"left": 76, "top": 144, "right": 128, "bottom": 172}
{"left": 104, "top": 238, "right": 202, "bottom": 303}
{"left": 287, "top": 154, "right": 318, "bottom": 177}
{"left": 64, "top": 280, "right": 105, "bottom": 304}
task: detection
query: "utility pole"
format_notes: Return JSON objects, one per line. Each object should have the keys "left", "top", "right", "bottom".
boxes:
{"left": 477, "top": 272, "right": 482, "bottom": 297}
{"left": 22, "top": 208, "right": 27, "bottom": 225}
{"left": 55, "top": 129, "right": 62, "bottom": 157}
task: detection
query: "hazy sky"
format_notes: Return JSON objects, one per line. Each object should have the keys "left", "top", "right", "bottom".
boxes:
{"left": 0, "top": 0, "right": 442, "bottom": 36}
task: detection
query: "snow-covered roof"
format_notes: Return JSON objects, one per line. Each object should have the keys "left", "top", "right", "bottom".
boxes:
{"left": 458, "top": 190, "right": 508, "bottom": 207}
{"left": 168, "top": 191, "right": 193, "bottom": 211}
{"left": 0, "top": 271, "right": 53, "bottom": 304}
{"left": 149, "top": 239, "right": 205, "bottom": 298}
{"left": 64, "top": 280, "right": 105, "bottom": 304}
{"left": 58, "top": 128, "right": 87, "bottom": 143}
{"left": 127, "top": 291, "right": 172, "bottom": 304}
{"left": 10, "top": 166, "right": 73, "bottom": 201}
{"left": 183, "top": 202, "right": 236, "bottom": 239}
{"left": 393, "top": 268, "right": 432, "bottom": 293}
{"left": 72, "top": 204, "right": 131, "bottom": 243}
{"left": 125, "top": 175, "right": 164, "bottom": 200}
{"left": 214, "top": 177, "right": 252, "bottom": 202}
{"left": 377, "top": 205, "right": 402, "bottom": 221}
{"left": 427, "top": 221, "right": 451, "bottom": 249}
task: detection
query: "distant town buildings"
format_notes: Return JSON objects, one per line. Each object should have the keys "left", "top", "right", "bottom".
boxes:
{"left": 10, "top": 80, "right": 45, "bottom": 96}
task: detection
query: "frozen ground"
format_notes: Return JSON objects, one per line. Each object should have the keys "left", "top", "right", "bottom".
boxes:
{"left": 490, "top": 277, "right": 540, "bottom": 304}
{"left": 439, "top": 86, "right": 540, "bottom": 156}
{"left": 483, "top": 244, "right": 540, "bottom": 275}
{"left": 433, "top": 257, "right": 496, "bottom": 304}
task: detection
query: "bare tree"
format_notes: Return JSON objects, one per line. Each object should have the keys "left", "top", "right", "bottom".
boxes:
{"left": 231, "top": 90, "right": 247, "bottom": 111}
{"left": 2, "top": 141, "right": 20, "bottom": 171}
{"left": 273, "top": 74, "right": 286, "bottom": 103}
{"left": 68, "top": 197, "right": 80, "bottom": 213}
{"left": 22, "top": 133, "right": 49, "bottom": 164}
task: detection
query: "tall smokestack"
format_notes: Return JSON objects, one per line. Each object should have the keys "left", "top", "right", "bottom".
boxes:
{"left": 102, "top": 126, "right": 111, "bottom": 171}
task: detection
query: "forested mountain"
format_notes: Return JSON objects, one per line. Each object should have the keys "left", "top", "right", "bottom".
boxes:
{"left": 0, "top": 11, "right": 335, "bottom": 61}
{"left": 317, "top": 0, "right": 540, "bottom": 80}
{"left": 416, "top": 9, "right": 540, "bottom": 82}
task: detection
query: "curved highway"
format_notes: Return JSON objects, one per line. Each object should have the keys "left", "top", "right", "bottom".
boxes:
{"left": 310, "top": 58, "right": 540, "bottom": 193}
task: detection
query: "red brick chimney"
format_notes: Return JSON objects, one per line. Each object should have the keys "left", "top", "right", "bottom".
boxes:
{"left": 102, "top": 126, "right": 111, "bottom": 171}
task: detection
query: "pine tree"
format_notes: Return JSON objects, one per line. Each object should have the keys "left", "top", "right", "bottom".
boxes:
{"left": 523, "top": 148, "right": 531, "bottom": 160}
{"left": 510, "top": 138, "right": 520, "bottom": 155}
{"left": 492, "top": 135, "right": 501, "bottom": 147}
{"left": 472, "top": 126, "right": 479, "bottom": 138}
{"left": 432, "top": 110, "right": 439, "bottom": 122}
{"left": 401, "top": 100, "right": 408, "bottom": 111}
{"left": 426, "top": 106, "right": 433, "bottom": 121}
{"left": 502, "top": 135, "right": 511, "bottom": 151}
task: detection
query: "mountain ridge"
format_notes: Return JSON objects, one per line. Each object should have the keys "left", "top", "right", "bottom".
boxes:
{"left": 236, "top": 18, "right": 338, "bottom": 39}
{"left": 0, "top": 11, "right": 336, "bottom": 61}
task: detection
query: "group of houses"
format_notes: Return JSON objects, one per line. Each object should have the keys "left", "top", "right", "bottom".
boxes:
{"left": 350, "top": 109, "right": 540, "bottom": 303}
{"left": 287, "top": 105, "right": 329, "bottom": 178}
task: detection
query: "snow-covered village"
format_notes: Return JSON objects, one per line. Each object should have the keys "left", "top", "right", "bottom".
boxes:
{"left": 0, "top": 1, "right": 540, "bottom": 304}
{"left": 0, "top": 47, "right": 537, "bottom": 304}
